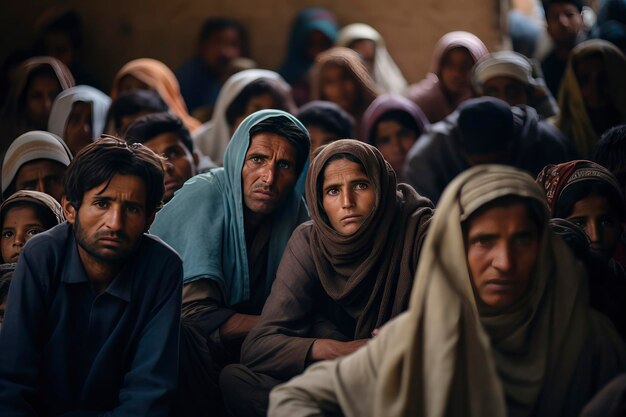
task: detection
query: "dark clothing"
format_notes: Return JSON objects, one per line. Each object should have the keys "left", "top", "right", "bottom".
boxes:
{"left": 176, "top": 57, "right": 221, "bottom": 114}
{"left": 220, "top": 365, "right": 281, "bottom": 417}
{"left": 541, "top": 51, "right": 568, "bottom": 97}
{"left": 403, "top": 105, "right": 577, "bottom": 204}
{"left": 580, "top": 374, "right": 626, "bottom": 417}
{"left": 0, "top": 222, "right": 182, "bottom": 417}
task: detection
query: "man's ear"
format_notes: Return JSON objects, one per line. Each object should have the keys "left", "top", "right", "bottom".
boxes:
{"left": 61, "top": 196, "right": 76, "bottom": 224}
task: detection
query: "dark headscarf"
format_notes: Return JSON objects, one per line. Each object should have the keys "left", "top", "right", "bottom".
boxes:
{"left": 304, "top": 139, "right": 434, "bottom": 337}
{"left": 278, "top": 8, "right": 339, "bottom": 85}
{"left": 536, "top": 160, "right": 625, "bottom": 217}
{"left": 297, "top": 100, "right": 355, "bottom": 138}
{"left": 361, "top": 94, "right": 430, "bottom": 145}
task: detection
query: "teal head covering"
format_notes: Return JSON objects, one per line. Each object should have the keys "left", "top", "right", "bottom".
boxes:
{"left": 151, "top": 109, "right": 310, "bottom": 305}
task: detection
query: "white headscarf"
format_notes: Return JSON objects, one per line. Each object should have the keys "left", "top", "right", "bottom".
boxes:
{"left": 48, "top": 85, "right": 111, "bottom": 141}
{"left": 192, "top": 69, "right": 293, "bottom": 166}
{"left": 336, "top": 23, "right": 408, "bottom": 95}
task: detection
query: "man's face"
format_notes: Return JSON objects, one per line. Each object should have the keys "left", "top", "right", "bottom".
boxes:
{"left": 546, "top": 3, "right": 584, "bottom": 46}
{"left": 465, "top": 202, "right": 541, "bottom": 310}
{"left": 143, "top": 132, "right": 198, "bottom": 202}
{"left": 63, "top": 174, "right": 151, "bottom": 264}
{"left": 321, "top": 64, "right": 358, "bottom": 112}
{"left": 64, "top": 101, "right": 93, "bottom": 156}
{"left": 349, "top": 39, "right": 376, "bottom": 74}
{"left": 482, "top": 76, "right": 529, "bottom": 107}
{"left": 200, "top": 28, "right": 242, "bottom": 73}
{"left": 241, "top": 133, "right": 298, "bottom": 215}
{"left": 14, "top": 159, "right": 66, "bottom": 202}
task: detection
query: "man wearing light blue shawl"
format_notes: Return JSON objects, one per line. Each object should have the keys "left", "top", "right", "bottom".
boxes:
{"left": 150, "top": 109, "right": 310, "bottom": 414}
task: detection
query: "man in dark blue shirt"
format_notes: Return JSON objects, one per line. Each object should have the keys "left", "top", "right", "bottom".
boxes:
{"left": 0, "top": 137, "right": 182, "bottom": 417}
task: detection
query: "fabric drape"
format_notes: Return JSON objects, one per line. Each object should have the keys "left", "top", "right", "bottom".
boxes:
{"left": 111, "top": 58, "right": 201, "bottom": 133}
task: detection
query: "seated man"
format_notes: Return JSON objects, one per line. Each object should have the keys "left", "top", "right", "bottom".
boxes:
{"left": 2, "top": 130, "right": 72, "bottom": 202}
{"left": 472, "top": 50, "right": 559, "bottom": 118}
{"left": 219, "top": 139, "right": 433, "bottom": 417}
{"left": 270, "top": 165, "right": 626, "bottom": 417}
{"left": 106, "top": 89, "right": 169, "bottom": 136}
{"left": 150, "top": 109, "right": 310, "bottom": 412}
{"left": 125, "top": 112, "right": 199, "bottom": 203}
{"left": 403, "top": 96, "right": 575, "bottom": 204}
{"left": 0, "top": 138, "right": 182, "bottom": 416}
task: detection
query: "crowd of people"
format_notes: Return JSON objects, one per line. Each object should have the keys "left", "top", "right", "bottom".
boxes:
{"left": 0, "top": 0, "right": 626, "bottom": 416}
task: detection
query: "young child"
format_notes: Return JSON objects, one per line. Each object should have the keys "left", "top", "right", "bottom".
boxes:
{"left": 1, "top": 190, "right": 64, "bottom": 264}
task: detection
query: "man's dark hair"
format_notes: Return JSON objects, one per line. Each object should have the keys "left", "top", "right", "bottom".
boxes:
{"left": 64, "top": 137, "right": 165, "bottom": 216}
{"left": 297, "top": 101, "right": 355, "bottom": 139}
{"left": 249, "top": 116, "right": 310, "bottom": 175}
{"left": 226, "top": 79, "right": 291, "bottom": 127}
{"left": 107, "top": 90, "right": 169, "bottom": 133}
{"left": 542, "top": 0, "right": 584, "bottom": 18}
{"left": 594, "top": 124, "right": 626, "bottom": 174}
{"left": 125, "top": 113, "right": 194, "bottom": 153}
{"left": 199, "top": 18, "right": 248, "bottom": 52}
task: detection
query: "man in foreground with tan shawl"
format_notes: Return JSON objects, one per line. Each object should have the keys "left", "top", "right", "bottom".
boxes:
{"left": 269, "top": 164, "right": 626, "bottom": 417}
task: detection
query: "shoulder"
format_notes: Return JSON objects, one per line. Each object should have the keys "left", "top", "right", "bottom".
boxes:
{"left": 140, "top": 233, "right": 183, "bottom": 265}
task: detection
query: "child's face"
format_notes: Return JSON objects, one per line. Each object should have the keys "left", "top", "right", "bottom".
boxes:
{"left": 1, "top": 206, "right": 48, "bottom": 263}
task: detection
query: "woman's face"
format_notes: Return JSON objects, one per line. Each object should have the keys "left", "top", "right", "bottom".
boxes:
{"left": 231, "top": 93, "right": 278, "bottom": 133}
{"left": 321, "top": 64, "right": 358, "bottom": 112}
{"left": 349, "top": 39, "right": 376, "bottom": 74}
{"left": 64, "top": 101, "right": 93, "bottom": 155}
{"left": 306, "top": 30, "right": 333, "bottom": 61}
{"left": 321, "top": 158, "right": 376, "bottom": 236}
{"left": 374, "top": 119, "right": 418, "bottom": 175}
{"left": 575, "top": 54, "right": 610, "bottom": 111}
{"left": 117, "top": 74, "right": 150, "bottom": 94}
{"left": 566, "top": 193, "right": 623, "bottom": 258}
{"left": 439, "top": 47, "right": 474, "bottom": 96}
{"left": 25, "top": 74, "right": 62, "bottom": 129}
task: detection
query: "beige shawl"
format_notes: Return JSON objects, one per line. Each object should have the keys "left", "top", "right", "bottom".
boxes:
{"left": 374, "top": 164, "right": 624, "bottom": 417}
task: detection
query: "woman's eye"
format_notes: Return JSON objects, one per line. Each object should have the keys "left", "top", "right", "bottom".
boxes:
{"left": 1, "top": 231, "right": 13, "bottom": 239}
{"left": 327, "top": 188, "right": 339, "bottom": 196}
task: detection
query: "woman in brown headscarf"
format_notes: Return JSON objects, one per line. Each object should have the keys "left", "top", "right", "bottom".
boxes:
{"left": 110, "top": 58, "right": 201, "bottom": 133}
{"left": 310, "top": 47, "right": 380, "bottom": 126}
{"left": 556, "top": 40, "right": 626, "bottom": 159}
{"left": 270, "top": 165, "right": 626, "bottom": 417}
{"left": 219, "top": 139, "right": 433, "bottom": 417}
{"left": 0, "top": 57, "right": 75, "bottom": 153}
{"left": 405, "top": 31, "right": 488, "bottom": 123}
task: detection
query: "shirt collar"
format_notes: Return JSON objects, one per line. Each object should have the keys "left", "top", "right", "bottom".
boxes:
{"left": 62, "top": 224, "right": 135, "bottom": 302}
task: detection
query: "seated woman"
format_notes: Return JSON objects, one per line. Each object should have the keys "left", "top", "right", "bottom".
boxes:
{"left": 537, "top": 160, "right": 626, "bottom": 337}
{"left": 557, "top": 40, "right": 626, "bottom": 158}
{"left": 110, "top": 58, "right": 201, "bottom": 133}
{"left": 278, "top": 7, "right": 338, "bottom": 106}
{"left": 269, "top": 164, "right": 626, "bottom": 417}
{"left": 220, "top": 139, "right": 434, "bottom": 417}
{"left": 47, "top": 85, "right": 111, "bottom": 155}
{"left": 310, "top": 47, "right": 380, "bottom": 127}
{"left": 405, "top": 31, "right": 488, "bottom": 123}
{"left": 361, "top": 94, "right": 429, "bottom": 176}
{"left": 336, "top": 23, "right": 408, "bottom": 95}
{"left": 192, "top": 69, "right": 295, "bottom": 166}
{"left": 0, "top": 56, "right": 74, "bottom": 154}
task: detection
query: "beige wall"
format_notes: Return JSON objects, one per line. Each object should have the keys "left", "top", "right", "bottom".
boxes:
{"left": 1, "top": 0, "right": 505, "bottom": 91}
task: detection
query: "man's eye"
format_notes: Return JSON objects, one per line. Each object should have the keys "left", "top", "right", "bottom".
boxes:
{"left": 278, "top": 161, "right": 291, "bottom": 170}
{"left": 355, "top": 182, "right": 369, "bottom": 190}
{"left": 95, "top": 201, "right": 108, "bottom": 209}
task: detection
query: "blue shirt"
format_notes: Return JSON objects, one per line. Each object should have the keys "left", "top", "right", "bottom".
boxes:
{"left": 0, "top": 222, "right": 182, "bottom": 417}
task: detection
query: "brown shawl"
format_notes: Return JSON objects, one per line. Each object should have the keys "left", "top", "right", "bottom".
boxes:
{"left": 305, "top": 139, "right": 433, "bottom": 338}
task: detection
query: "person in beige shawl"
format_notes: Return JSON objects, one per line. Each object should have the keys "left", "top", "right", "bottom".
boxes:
{"left": 269, "top": 164, "right": 626, "bottom": 417}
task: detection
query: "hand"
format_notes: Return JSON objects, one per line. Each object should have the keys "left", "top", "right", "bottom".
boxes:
{"left": 309, "top": 338, "right": 370, "bottom": 362}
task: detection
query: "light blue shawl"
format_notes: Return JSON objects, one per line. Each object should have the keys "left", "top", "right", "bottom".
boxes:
{"left": 150, "top": 109, "right": 310, "bottom": 305}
